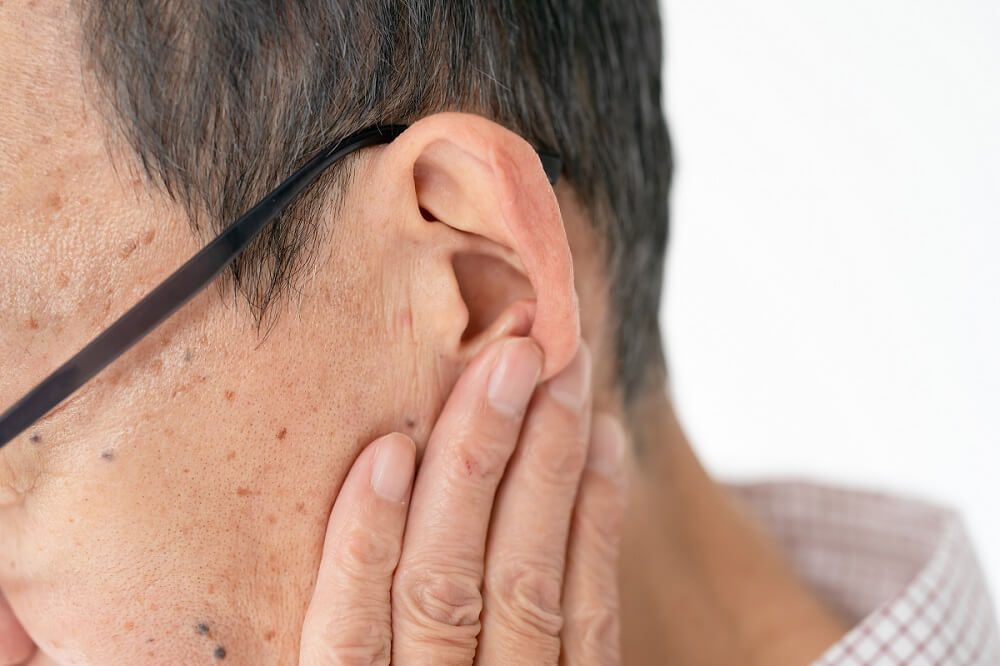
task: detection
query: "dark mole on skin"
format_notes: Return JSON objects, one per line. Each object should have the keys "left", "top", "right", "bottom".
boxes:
{"left": 100, "top": 449, "right": 115, "bottom": 461}
{"left": 405, "top": 417, "right": 416, "bottom": 428}
{"left": 214, "top": 646, "right": 227, "bottom": 660}
{"left": 196, "top": 623, "right": 209, "bottom": 635}
{"left": 276, "top": 427, "right": 287, "bottom": 440}
{"left": 29, "top": 432, "right": 42, "bottom": 444}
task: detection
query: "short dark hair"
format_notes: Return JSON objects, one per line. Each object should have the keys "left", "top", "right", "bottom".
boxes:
{"left": 81, "top": 1, "right": 672, "bottom": 403}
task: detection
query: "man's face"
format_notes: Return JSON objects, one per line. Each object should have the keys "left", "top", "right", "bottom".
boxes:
{"left": 0, "top": 5, "right": 440, "bottom": 663}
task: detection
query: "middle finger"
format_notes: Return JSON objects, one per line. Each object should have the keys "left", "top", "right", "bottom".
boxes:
{"left": 475, "top": 343, "right": 593, "bottom": 664}
{"left": 391, "top": 336, "right": 544, "bottom": 664}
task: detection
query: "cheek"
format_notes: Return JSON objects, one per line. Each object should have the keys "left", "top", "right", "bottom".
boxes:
{"left": 2, "top": 421, "right": 239, "bottom": 657}
{"left": 0, "top": 307, "right": 423, "bottom": 662}
{"left": 0, "top": 163, "right": 194, "bottom": 429}
{"left": 2, "top": 417, "right": 323, "bottom": 663}
{"left": 0, "top": 206, "right": 434, "bottom": 662}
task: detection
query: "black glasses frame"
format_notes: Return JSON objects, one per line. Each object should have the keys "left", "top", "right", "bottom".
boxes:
{"left": 0, "top": 124, "right": 562, "bottom": 448}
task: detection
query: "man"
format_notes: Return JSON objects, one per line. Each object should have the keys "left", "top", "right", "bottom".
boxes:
{"left": 1, "top": 1, "right": 996, "bottom": 664}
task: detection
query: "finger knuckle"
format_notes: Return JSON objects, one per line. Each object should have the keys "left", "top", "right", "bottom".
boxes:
{"left": 487, "top": 560, "right": 565, "bottom": 638}
{"left": 576, "top": 493, "right": 626, "bottom": 545}
{"left": 447, "top": 427, "right": 513, "bottom": 487}
{"left": 306, "top": 617, "right": 392, "bottom": 666}
{"left": 530, "top": 432, "right": 588, "bottom": 484}
{"left": 395, "top": 566, "right": 484, "bottom": 631}
{"left": 339, "top": 523, "right": 401, "bottom": 579}
{"left": 574, "top": 608, "right": 621, "bottom": 664}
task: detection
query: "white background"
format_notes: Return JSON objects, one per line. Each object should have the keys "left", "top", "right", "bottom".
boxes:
{"left": 659, "top": 1, "right": 1000, "bottom": 602}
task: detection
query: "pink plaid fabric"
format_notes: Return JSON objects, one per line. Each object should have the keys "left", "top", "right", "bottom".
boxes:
{"left": 729, "top": 481, "right": 1000, "bottom": 665}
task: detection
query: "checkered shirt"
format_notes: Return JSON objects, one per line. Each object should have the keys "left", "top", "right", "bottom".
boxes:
{"left": 729, "top": 481, "right": 1000, "bottom": 665}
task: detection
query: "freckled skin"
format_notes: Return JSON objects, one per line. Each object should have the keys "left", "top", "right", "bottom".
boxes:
{"left": 0, "top": 3, "right": 440, "bottom": 663}
{"left": 0, "top": 3, "right": 607, "bottom": 664}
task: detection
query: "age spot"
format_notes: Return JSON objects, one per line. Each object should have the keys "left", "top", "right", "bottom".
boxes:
{"left": 223, "top": 390, "right": 236, "bottom": 402}
{"left": 236, "top": 487, "right": 253, "bottom": 497}
{"left": 26, "top": 317, "right": 40, "bottom": 330}
{"left": 276, "top": 427, "right": 287, "bottom": 441}
{"left": 45, "top": 192, "right": 62, "bottom": 212}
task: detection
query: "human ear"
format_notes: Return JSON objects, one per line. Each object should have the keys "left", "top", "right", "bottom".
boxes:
{"left": 374, "top": 112, "right": 579, "bottom": 380}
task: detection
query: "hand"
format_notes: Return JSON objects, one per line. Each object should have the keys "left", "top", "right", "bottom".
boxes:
{"left": 299, "top": 336, "right": 627, "bottom": 665}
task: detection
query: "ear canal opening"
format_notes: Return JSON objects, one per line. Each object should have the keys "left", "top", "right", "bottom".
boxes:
{"left": 418, "top": 206, "right": 437, "bottom": 222}
{"left": 452, "top": 252, "right": 534, "bottom": 343}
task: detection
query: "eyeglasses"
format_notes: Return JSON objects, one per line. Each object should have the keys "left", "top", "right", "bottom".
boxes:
{"left": 0, "top": 124, "right": 562, "bottom": 448}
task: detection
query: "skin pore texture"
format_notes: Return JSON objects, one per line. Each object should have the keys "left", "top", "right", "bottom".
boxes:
{"left": 0, "top": 3, "right": 847, "bottom": 664}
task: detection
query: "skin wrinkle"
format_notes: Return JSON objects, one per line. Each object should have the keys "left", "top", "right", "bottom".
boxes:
{"left": 0, "top": 454, "right": 34, "bottom": 507}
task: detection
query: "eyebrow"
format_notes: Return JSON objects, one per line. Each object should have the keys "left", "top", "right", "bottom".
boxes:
{"left": 0, "top": 125, "right": 562, "bottom": 448}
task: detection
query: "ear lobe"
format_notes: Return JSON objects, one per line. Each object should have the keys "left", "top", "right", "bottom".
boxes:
{"left": 396, "top": 113, "right": 579, "bottom": 379}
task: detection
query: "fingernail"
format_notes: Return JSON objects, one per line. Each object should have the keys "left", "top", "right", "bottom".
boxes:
{"left": 487, "top": 338, "right": 543, "bottom": 416}
{"left": 548, "top": 343, "right": 592, "bottom": 411}
{"left": 587, "top": 414, "right": 625, "bottom": 477}
{"left": 371, "top": 433, "right": 416, "bottom": 502}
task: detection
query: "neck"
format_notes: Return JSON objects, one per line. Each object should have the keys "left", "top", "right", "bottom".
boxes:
{"left": 617, "top": 386, "right": 847, "bottom": 665}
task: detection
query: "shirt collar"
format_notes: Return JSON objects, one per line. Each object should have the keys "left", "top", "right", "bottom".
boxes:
{"left": 728, "top": 481, "right": 1000, "bottom": 665}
